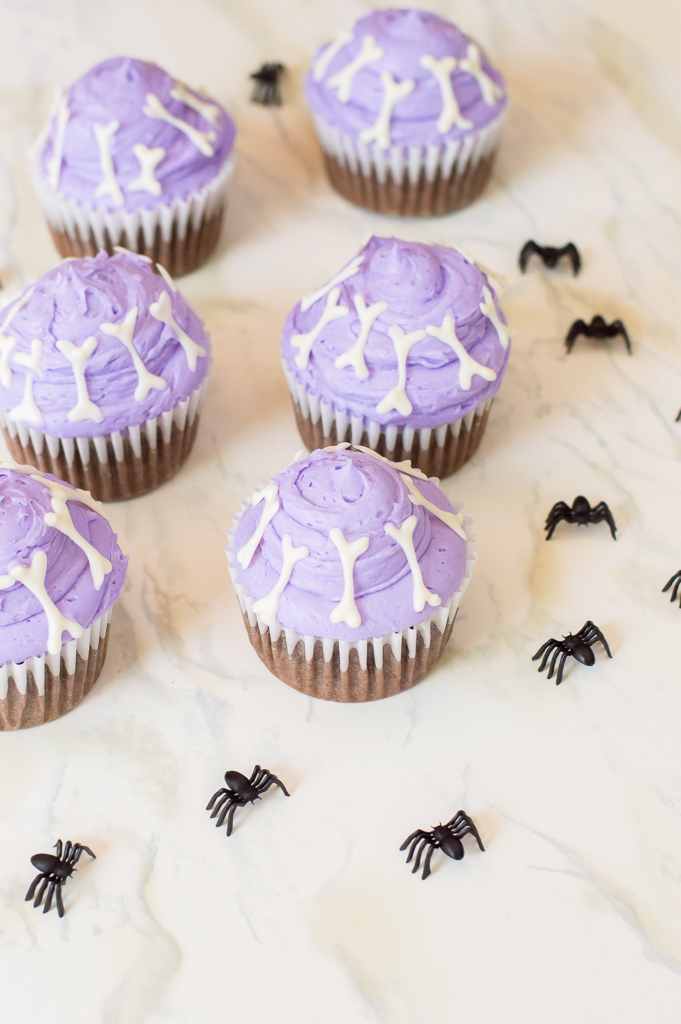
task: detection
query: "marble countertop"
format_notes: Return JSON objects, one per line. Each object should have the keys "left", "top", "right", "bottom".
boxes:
{"left": 1, "top": 1, "right": 680, "bottom": 1022}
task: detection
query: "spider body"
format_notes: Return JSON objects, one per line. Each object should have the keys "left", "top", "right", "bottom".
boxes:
{"left": 519, "top": 240, "right": 581, "bottom": 275}
{"left": 25, "top": 840, "right": 95, "bottom": 917}
{"left": 533, "top": 620, "right": 612, "bottom": 685}
{"left": 207, "top": 765, "right": 290, "bottom": 836}
{"left": 565, "top": 315, "right": 632, "bottom": 354}
{"left": 544, "top": 495, "right": 617, "bottom": 540}
{"left": 663, "top": 570, "right": 681, "bottom": 606}
{"left": 400, "top": 810, "right": 484, "bottom": 880}
{"left": 250, "top": 63, "right": 285, "bottom": 106}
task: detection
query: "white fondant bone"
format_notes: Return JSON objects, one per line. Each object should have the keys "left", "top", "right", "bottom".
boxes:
{"left": 55, "top": 336, "right": 103, "bottom": 423}
{"left": 479, "top": 285, "right": 509, "bottom": 351}
{"left": 0, "top": 549, "right": 83, "bottom": 655}
{"left": 334, "top": 295, "right": 387, "bottom": 380}
{"left": 360, "top": 71, "right": 415, "bottom": 151}
{"left": 354, "top": 445, "right": 428, "bottom": 480}
{"left": 156, "top": 263, "right": 177, "bottom": 292}
{"left": 2, "top": 461, "right": 110, "bottom": 519}
{"left": 0, "top": 286, "right": 36, "bottom": 389}
{"left": 149, "top": 290, "right": 206, "bottom": 372}
{"left": 129, "top": 143, "right": 165, "bottom": 196}
{"left": 420, "top": 55, "right": 472, "bottom": 133}
{"left": 237, "top": 484, "right": 280, "bottom": 569}
{"left": 400, "top": 473, "right": 466, "bottom": 539}
{"left": 112, "top": 246, "right": 153, "bottom": 263}
{"left": 329, "top": 528, "right": 369, "bottom": 628}
{"left": 376, "top": 326, "right": 426, "bottom": 416}
{"left": 313, "top": 29, "right": 354, "bottom": 81}
{"left": 46, "top": 94, "right": 69, "bottom": 189}
{"left": 300, "top": 254, "right": 365, "bottom": 313}
{"left": 252, "top": 534, "right": 308, "bottom": 629}
{"left": 458, "top": 43, "right": 503, "bottom": 106}
{"left": 449, "top": 243, "right": 507, "bottom": 288}
{"left": 170, "top": 81, "right": 221, "bottom": 125}
{"left": 94, "top": 120, "right": 124, "bottom": 207}
{"left": 100, "top": 307, "right": 167, "bottom": 402}
{"left": 9, "top": 339, "right": 43, "bottom": 425}
{"left": 328, "top": 35, "right": 384, "bottom": 102}
{"left": 144, "top": 93, "right": 216, "bottom": 156}
{"left": 385, "top": 516, "right": 440, "bottom": 613}
{"left": 291, "top": 287, "right": 348, "bottom": 370}
{"left": 44, "top": 495, "right": 112, "bottom": 590}
{"left": 426, "top": 315, "right": 497, "bottom": 391}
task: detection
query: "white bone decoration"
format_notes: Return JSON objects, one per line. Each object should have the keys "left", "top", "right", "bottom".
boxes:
{"left": 0, "top": 286, "right": 35, "bottom": 390}
{"left": 313, "top": 29, "right": 354, "bottom": 82}
{"left": 129, "top": 143, "right": 165, "bottom": 195}
{"left": 376, "top": 326, "right": 426, "bottom": 415}
{"left": 170, "top": 81, "right": 221, "bottom": 125}
{"left": 252, "top": 534, "right": 309, "bottom": 629}
{"left": 458, "top": 43, "right": 503, "bottom": 106}
{"left": 329, "top": 528, "right": 370, "bottom": 627}
{"left": 420, "top": 55, "right": 472, "bottom": 133}
{"left": 149, "top": 290, "right": 207, "bottom": 372}
{"left": 93, "top": 120, "right": 125, "bottom": 207}
{"left": 9, "top": 339, "right": 43, "bottom": 425}
{"left": 328, "top": 35, "right": 384, "bottom": 102}
{"left": 300, "top": 254, "right": 365, "bottom": 313}
{"left": 425, "top": 315, "right": 497, "bottom": 391}
{"left": 46, "top": 94, "right": 70, "bottom": 189}
{"left": 55, "top": 336, "right": 103, "bottom": 423}
{"left": 360, "top": 71, "right": 415, "bottom": 150}
{"left": 238, "top": 484, "right": 280, "bottom": 569}
{"left": 384, "top": 516, "right": 441, "bottom": 612}
{"left": 479, "top": 285, "right": 509, "bottom": 351}
{"left": 334, "top": 296, "right": 388, "bottom": 379}
{"left": 100, "top": 307, "right": 168, "bottom": 402}
{"left": 143, "top": 92, "right": 216, "bottom": 156}
{"left": 400, "top": 473, "right": 467, "bottom": 539}
{"left": 291, "top": 288, "right": 349, "bottom": 370}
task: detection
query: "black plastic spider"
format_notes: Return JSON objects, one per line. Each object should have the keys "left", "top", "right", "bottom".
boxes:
{"left": 207, "top": 765, "right": 290, "bottom": 836}
{"left": 533, "top": 620, "right": 612, "bottom": 685}
{"left": 565, "top": 315, "right": 632, "bottom": 354}
{"left": 249, "top": 63, "right": 285, "bottom": 106}
{"left": 662, "top": 571, "right": 681, "bottom": 607}
{"left": 400, "top": 810, "right": 485, "bottom": 880}
{"left": 25, "top": 840, "right": 95, "bottom": 917}
{"left": 519, "top": 240, "right": 581, "bottom": 276}
{"left": 544, "top": 495, "right": 617, "bottom": 540}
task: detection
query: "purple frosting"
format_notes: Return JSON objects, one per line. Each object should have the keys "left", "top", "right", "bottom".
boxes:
{"left": 0, "top": 465, "right": 128, "bottom": 665}
{"left": 305, "top": 9, "right": 507, "bottom": 146}
{"left": 37, "top": 57, "right": 236, "bottom": 211}
{"left": 0, "top": 250, "right": 211, "bottom": 438}
{"left": 232, "top": 446, "right": 468, "bottom": 642}
{"left": 280, "top": 236, "right": 510, "bottom": 430}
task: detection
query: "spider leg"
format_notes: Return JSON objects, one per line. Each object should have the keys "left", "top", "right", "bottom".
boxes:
{"left": 565, "top": 321, "right": 585, "bottom": 353}
{"left": 566, "top": 243, "right": 581, "bottom": 275}
{"left": 535, "top": 640, "right": 558, "bottom": 672}
{"left": 76, "top": 845, "right": 96, "bottom": 862}
{"left": 402, "top": 831, "right": 427, "bottom": 863}
{"left": 582, "top": 622, "right": 612, "bottom": 658}
{"left": 532, "top": 638, "right": 553, "bottom": 664}
{"left": 590, "top": 503, "right": 617, "bottom": 540}
{"left": 518, "top": 241, "right": 538, "bottom": 273}
{"left": 216, "top": 796, "right": 237, "bottom": 829}
{"left": 252, "top": 768, "right": 270, "bottom": 788}
{"left": 25, "top": 873, "right": 42, "bottom": 902}
{"left": 448, "top": 813, "right": 485, "bottom": 852}
{"left": 225, "top": 802, "right": 240, "bottom": 837}
{"left": 256, "top": 775, "right": 290, "bottom": 797}
{"left": 545, "top": 645, "right": 564, "bottom": 681}
{"left": 411, "top": 837, "right": 432, "bottom": 875}
{"left": 63, "top": 840, "right": 73, "bottom": 863}
{"left": 554, "top": 651, "right": 569, "bottom": 685}
{"left": 662, "top": 571, "right": 681, "bottom": 602}
{"left": 676, "top": 409, "right": 681, "bottom": 423}
{"left": 421, "top": 844, "right": 436, "bottom": 880}
{"left": 249, "top": 765, "right": 262, "bottom": 785}
{"left": 544, "top": 502, "right": 572, "bottom": 539}
{"left": 614, "top": 321, "right": 632, "bottom": 355}
{"left": 44, "top": 880, "right": 56, "bottom": 914}
{"left": 55, "top": 880, "right": 65, "bottom": 918}
{"left": 206, "top": 787, "right": 228, "bottom": 812}
{"left": 209, "top": 792, "right": 231, "bottom": 819}
{"left": 54, "top": 839, "right": 63, "bottom": 860}
{"left": 33, "top": 876, "right": 50, "bottom": 909}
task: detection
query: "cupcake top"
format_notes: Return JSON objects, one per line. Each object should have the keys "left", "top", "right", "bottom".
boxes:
{"left": 0, "top": 249, "right": 211, "bottom": 438}
{"left": 231, "top": 444, "right": 472, "bottom": 643}
{"left": 305, "top": 8, "right": 507, "bottom": 149}
{"left": 0, "top": 462, "right": 128, "bottom": 666}
{"left": 35, "top": 57, "right": 236, "bottom": 211}
{"left": 280, "top": 236, "right": 510, "bottom": 430}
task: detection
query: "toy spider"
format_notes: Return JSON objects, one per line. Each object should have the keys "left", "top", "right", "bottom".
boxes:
{"left": 519, "top": 240, "right": 581, "bottom": 276}
{"left": 565, "top": 315, "right": 632, "bottom": 354}
{"left": 207, "top": 765, "right": 290, "bottom": 836}
{"left": 25, "top": 840, "right": 95, "bottom": 917}
{"left": 400, "top": 810, "right": 485, "bottom": 880}
{"left": 662, "top": 570, "right": 681, "bottom": 606}
{"left": 544, "top": 495, "right": 617, "bottom": 540}
{"left": 250, "top": 63, "right": 285, "bottom": 106}
{"left": 532, "top": 620, "right": 612, "bottom": 685}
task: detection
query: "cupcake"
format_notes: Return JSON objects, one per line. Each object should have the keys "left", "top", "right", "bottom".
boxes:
{"left": 305, "top": 9, "right": 507, "bottom": 216}
{"left": 226, "top": 444, "right": 476, "bottom": 702}
{"left": 0, "top": 461, "right": 127, "bottom": 730}
{"left": 0, "top": 249, "right": 211, "bottom": 501}
{"left": 31, "top": 57, "right": 236, "bottom": 276}
{"left": 280, "top": 236, "right": 510, "bottom": 478}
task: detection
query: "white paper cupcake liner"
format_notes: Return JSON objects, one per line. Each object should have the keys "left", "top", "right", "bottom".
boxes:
{"left": 282, "top": 361, "right": 494, "bottom": 477}
{"left": 226, "top": 487, "right": 477, "bottom": 700}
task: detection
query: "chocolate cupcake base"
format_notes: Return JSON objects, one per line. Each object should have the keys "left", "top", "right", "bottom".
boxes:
{"left": 0, "top": 609, "right": 112, "bottom": 731}
{"left": 0, "top": 382, "right": 205, "bottom": 502}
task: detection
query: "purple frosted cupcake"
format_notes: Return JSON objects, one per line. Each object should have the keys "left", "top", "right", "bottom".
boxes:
{"left": 226, "top": 445, "right": 476, "bottom": 702}
{"left": 0, "top": 461, "right": 127, "bottom": 730}
{"left": 0, "top": 250, "right": 211, "bottom": 501}
{"left": 280, "top": 236, "right": 510, "bottom": 478}
{"left": 305, "top": 9, "right": 507, "bottom": 215}
{"left": 31, "top": 57, "right": 237, "bottom": 276}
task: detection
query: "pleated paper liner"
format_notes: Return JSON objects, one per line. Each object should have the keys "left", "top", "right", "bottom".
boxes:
{"left": 30, "top": 154, "right": 234, "bottom": 278}
{"left": 0, "top": 606, "right": 113, "bottom": 731}
{"left": 283, "top": 364, "right": 494, "bottom": 479}
{"left": 0, "top": 381, "right": 206, "bottom": 502}
{"left": 311, "top": 110, "right": 505, "bottom": 216}
{"left": 226, "top": 495, "right": 477, "bottom": 703}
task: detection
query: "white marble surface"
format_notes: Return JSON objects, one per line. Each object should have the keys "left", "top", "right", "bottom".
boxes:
{"left": 1, "top": 1, "right": 681, "bottom": 1022}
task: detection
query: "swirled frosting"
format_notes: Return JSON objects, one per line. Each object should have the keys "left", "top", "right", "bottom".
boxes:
{"left": 232, "top": 446, "right": 469, "bottom": 642}
{"left": 0, "top": 464, "right": 127, "bottom": 665}
{"left": 305, "top": 9, "right": 507, "bottom": 147}
{"left": 36, "top": 57, "right": 236, "bottom": 211}
{"left": 0, "top": 250, "right": 211, "bottom": 438}
{"left": 280, "top": 236, "right": 510, "bottom": 429}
